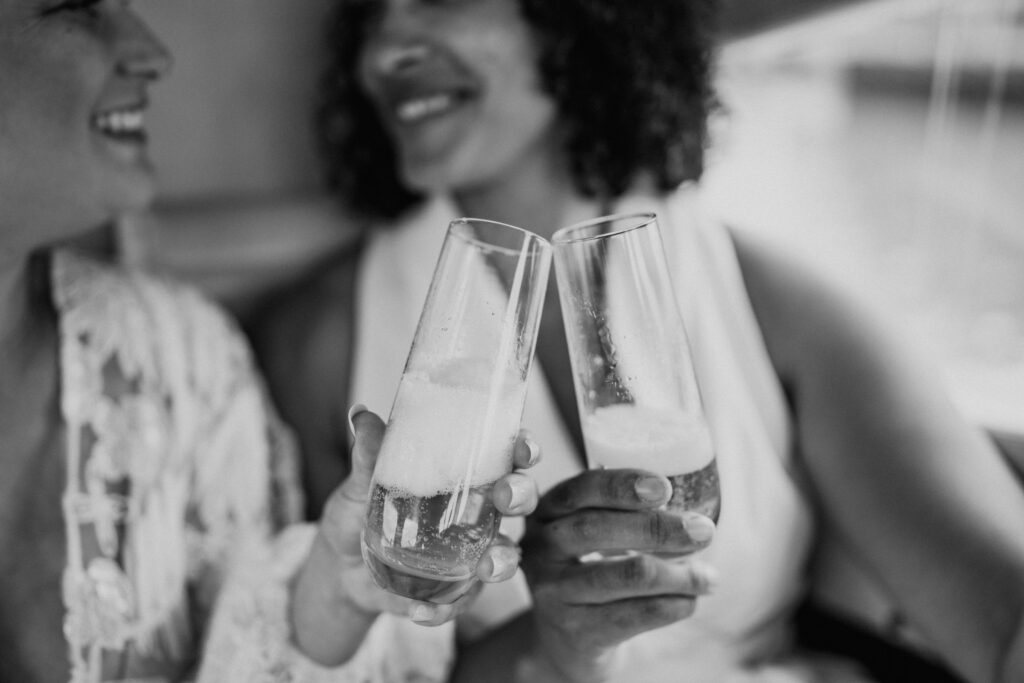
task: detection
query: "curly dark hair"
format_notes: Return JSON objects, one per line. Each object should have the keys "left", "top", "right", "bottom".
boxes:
{"left": 317, "top": 0, "right": 719, "bottom": 220}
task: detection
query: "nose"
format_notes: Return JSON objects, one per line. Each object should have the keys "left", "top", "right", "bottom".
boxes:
{"left": 361, "top": 3, "right": 434, "bottom": 78}
{"left": 113, "top": 9, "right": 174, "bottom": 81}
{"left": 373, "top": 42, "right": 432, "bottom": 76}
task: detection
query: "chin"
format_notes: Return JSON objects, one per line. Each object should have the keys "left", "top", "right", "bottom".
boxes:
{"left": 397, "top": 143, "right": 481, "bottom": 195}
{"left": 399, "top": 162, "right": 446, "bottom": 195}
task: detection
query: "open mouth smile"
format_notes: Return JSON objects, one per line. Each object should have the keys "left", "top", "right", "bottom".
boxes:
{"left": 91, "top": 105, "right": 147, "bottom": 142}
{"left": 393, "top": 90, "right": 473, "bottom": 125}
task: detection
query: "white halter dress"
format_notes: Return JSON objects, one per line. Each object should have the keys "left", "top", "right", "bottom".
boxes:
{"left": 201, "top": 187, "right": 874, "bottom": 682}
{"left": 345, "top": 188, "right": 847, "bottom": 681}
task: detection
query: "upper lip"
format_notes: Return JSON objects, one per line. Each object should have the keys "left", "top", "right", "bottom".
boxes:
{"left": 94, "top": 95, "right": 149, "bottom": 115}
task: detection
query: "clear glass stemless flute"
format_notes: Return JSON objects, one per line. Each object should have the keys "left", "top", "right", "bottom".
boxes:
{"left": 553, "top": 213, "right": 720, "bottom": 549}
{"left": 361, "top": 218, "right": 551, "bottom": 604}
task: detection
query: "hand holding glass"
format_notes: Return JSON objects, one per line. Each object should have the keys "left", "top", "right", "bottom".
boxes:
{"left": 553, "top": 213, "right": 720, "bottom": 551}
{"left": 361, "top": 218, "right": 551, "bottom": 604}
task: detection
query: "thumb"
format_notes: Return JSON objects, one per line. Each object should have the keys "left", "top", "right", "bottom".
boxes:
{"left": 339, "top": 404, "right": 386, "bottom": 505}
{"left": 320, "top": 405, "right": 387, "bottom": 559}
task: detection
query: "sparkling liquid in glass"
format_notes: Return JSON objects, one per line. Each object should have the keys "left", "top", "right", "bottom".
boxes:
{"left": 585, "top": 403, "right": 721, "bottom": 522}
{"left": 362, "top": 480, "right": 501, "bottom": 604}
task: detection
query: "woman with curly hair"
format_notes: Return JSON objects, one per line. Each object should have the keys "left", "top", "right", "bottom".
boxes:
{"left": 239, "top": 0, "right": 1024, "bottom": 681}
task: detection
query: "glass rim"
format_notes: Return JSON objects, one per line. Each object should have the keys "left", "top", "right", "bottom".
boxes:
{"left": 552, "top": 212, "right": 658, "bottom": 246}
{"left": 450, "top": 217, "right": 551, "bottom": 256}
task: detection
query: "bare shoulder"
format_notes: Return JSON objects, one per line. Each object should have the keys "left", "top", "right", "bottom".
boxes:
{"left": 727, "top": 227, "right": 896, "bottom": 387}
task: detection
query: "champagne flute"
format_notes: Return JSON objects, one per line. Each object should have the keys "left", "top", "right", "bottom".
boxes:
{"left": 361, "top": 218, "right": 551, "bottom": 603}
{"left": 552, "top": 213, "right": 720, "bottom": 552}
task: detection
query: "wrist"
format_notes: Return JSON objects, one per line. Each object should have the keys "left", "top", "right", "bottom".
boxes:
{"left": 527, "top": 619, "right": 620, "bottom": 683}
{"left": 289, "top": 529, "right": 377, "bottom": 665}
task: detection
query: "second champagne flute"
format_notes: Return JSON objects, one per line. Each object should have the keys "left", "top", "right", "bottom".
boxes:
{"left": 361, "top": 218, "right": 551, "bottom": 604}
{"left": 553, "top": 212, "right": 720, "bottom": 552}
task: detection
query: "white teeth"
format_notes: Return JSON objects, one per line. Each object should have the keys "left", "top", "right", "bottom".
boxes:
{"left": 94, "top": 109, "right": 145, "bottom": 135}
{"left": 396, "top": 94, "right": 456, "bottom": 123}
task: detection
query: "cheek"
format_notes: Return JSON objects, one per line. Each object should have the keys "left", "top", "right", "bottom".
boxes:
{"left": 471, "top": 20, "right": 551, "bottom": 126}
{"left": 4, "top": 63, "right": 94, "bottom": 148}
{"left": 479, "top": 60, "right": 556, "bottom": 150}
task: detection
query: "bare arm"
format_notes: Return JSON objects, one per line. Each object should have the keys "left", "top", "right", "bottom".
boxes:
{"left": 731, "top": 228, "right": 1024, "bottom": 683}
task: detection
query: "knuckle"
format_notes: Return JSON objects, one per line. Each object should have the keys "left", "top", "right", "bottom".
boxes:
{"left": 687, "top": 563, "right": 717, "bottom": 594}
{"left": 683, "top": 563, "right": 705, "bottom": 591}
{"left": 642, "top": 596, "right": 696, "bottom": 625}
{"left": 547, "top": 483, "right": 576, "bottom": 512}
{"left": 599, "top": 472, "right": 624, "bottom": 502}
{"left": 530, "top": 581, "right": 565, "bottom": 607}
{"left": 644, "top": 512, "right": 669, "bottom": 545}
{"left": 568, "top": 514, "right": 599, "bottom": 543}
{"left": 542, "top": 516, "right": 585, "bottom": 550}
{"left": 620, "top": 555, "right": 658, "bottom": 587}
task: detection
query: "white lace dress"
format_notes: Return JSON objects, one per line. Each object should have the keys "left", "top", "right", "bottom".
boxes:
{"left": 52, "top": 251, "right": 452, "bottom": 683}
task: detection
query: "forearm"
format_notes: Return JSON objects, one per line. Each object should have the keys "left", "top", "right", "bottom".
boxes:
{"left": 290, "top": 531, "right": 378, "bottom": 666}
{"left": 451, "top": 611, "right": 619, "bottom": 683}
{"left": 997, "top": 613, "right": 1024, "bottom": 683}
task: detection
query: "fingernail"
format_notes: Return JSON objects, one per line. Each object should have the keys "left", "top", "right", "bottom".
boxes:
{"left": 347, "top": 403, "right": 368, "bottom": 438}
{"left": 635, "top": 476, "right": 668, "bottom": 502}
{"left": 524, "top": 436, "right": 541, "bottom": 467}
{"left": 684, "top": 514, "right": 715, "bottom": 543}
{"left": 488, "top": 548, "right": 517, "bottom": 580}
{"left": 409, "top": 603, "right": 436, "bottom": 623}
{"left": 505, "top": 479, "right": 530, "bottom": 513}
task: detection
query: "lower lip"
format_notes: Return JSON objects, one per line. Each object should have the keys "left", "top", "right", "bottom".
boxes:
{"left": 97, "top": 129, "right": 148, "bottom": 145}
{"left": 92, "top": 126, "right": 154, "bottom": 172}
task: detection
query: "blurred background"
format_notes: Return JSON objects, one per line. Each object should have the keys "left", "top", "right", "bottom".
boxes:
{"left": 703, "top": 0, "right": 1024, "bottom": 436}
{"left": 137, "top": 0, "right": 332, "bottom": 198}
{"left": 135, "top": 0, "right": 1024, "bottom": 436}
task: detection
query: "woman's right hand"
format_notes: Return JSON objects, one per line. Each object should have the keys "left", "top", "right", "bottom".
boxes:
{"left": 519, "top": 469, "right": 718, "bottom": 682}
{"left": 290, "top": 406, "right": 539, "bottom": 666}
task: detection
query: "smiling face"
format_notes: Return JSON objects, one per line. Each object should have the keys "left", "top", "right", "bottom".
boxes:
{"left": 356, "top": 0, "right": 558, "bottom": 196}
{"left": 0, "top": 0, "right": 171, "bottom": 251}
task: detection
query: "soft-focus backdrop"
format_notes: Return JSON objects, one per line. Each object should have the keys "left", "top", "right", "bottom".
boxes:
{"left": 138, "top": 0, "right": 332, "bottom": 200}
{"left": 136, "top": 0, "right": 1024, "bottom": 434}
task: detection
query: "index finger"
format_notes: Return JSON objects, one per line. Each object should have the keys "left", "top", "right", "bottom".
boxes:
{"left": 535, "top": 468, "right": 672, "bottom": 520}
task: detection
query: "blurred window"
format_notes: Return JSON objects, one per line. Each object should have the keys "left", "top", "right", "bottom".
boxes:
{"left": 704, "top": 0, "right": 1024, "bottom": 433}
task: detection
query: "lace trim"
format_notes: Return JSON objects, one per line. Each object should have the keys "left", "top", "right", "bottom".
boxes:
{"left": 195, "top": 525, "right": 455, "bottom": 683}
{"left": 51, "top": 251, "right": 297, "bottom": 682}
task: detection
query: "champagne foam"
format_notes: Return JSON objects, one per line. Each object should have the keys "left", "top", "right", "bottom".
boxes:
{"left": 373, "top": 368, "right": 521, "bottom": 496}
{"left": 583, "top": 404, "right": 714, "bottom": 475}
